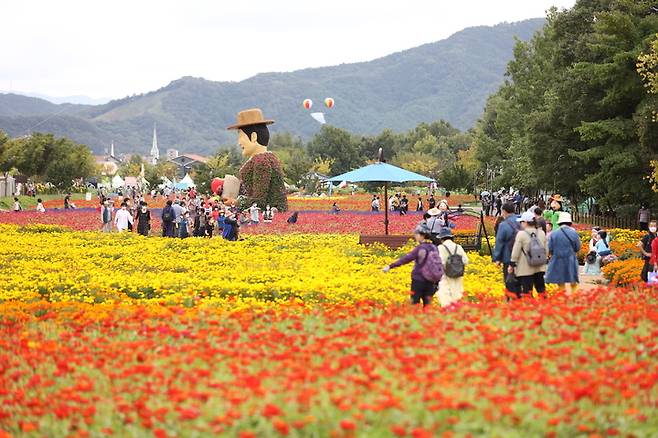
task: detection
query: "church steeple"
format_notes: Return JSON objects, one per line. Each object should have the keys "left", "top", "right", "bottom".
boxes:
{"left": 150, "top": 123, "right": 160, "bottom": 165}
{"left": 109, "top": 140, "right": 115, "bottom": 158}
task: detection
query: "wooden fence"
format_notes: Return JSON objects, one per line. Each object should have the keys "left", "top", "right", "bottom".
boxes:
{"left": 571, "top": 212, "right": 639, "bottom": 230}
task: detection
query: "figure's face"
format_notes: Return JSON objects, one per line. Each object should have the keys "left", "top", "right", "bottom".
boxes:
{"left": 238, "top": 130, "right": 260, "bottom": 158}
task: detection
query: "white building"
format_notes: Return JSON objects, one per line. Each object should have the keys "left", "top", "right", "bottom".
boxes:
{"left": 149, "top": 124, "right": 160, "bottom": 165}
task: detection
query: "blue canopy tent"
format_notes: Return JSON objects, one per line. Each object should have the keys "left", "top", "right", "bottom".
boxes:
{"left": 328, "top": 160, "right": 434, "bottom": 235}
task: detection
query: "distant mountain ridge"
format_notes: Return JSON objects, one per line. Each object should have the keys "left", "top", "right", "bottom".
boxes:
{"left": 0, "top": 91, "right": 111, "bottom": 106}
{"left": 0, "top": 18, "right": 545, "bottom": 156}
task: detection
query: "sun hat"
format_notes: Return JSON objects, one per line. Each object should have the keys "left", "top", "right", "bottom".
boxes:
{"left": 227, "top": 108, "right": 275, "bottom": 130}
{"left": 517, "top": 211, "right": 536, "bottom": 223}
{"left": 557, "top": 212, "right": 572, "bottom": 225}
{"left": 551, "top": 194, "right": 564, "bottom": 202}
{"left": 427, "top": 207, "right": 441, "bottom": 216}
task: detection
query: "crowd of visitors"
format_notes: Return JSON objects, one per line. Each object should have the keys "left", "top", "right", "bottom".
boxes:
{"left": 97, "top": 188, "right": 280, "bottom": 241}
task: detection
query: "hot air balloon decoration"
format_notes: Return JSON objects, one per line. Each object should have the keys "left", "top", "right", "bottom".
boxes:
{"left": 324, "top": 97, "right": 334, "bottom": 109}
{"left": 303, "top": 99, "right": 313, "bottom": 110}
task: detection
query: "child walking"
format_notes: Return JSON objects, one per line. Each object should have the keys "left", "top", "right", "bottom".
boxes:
{"left": 383, "top": 224, "right": 444, "bottom": 306}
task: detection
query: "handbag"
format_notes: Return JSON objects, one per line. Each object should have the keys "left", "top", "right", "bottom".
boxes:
{"left": 505, "top": 271, "right": 521, "bottom": 294}
{"left": 648, "top": 271, "right": 658, "bottom": 285}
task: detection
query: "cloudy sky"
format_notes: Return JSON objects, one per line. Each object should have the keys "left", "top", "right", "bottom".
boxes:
{"left": 1, "top": 0, "right": 576, "bottom": 100}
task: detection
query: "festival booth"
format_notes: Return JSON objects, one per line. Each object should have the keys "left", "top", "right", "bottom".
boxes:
{"left": 111, "top": 175, "right": 124, "bottom": 189}
{"left": 180, "top": 174, "right": 195, "bottom": 188}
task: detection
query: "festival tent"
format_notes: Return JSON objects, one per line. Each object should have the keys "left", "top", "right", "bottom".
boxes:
{"left": 328, "top": 160, "right": 433, "bottom": 235}
{"left": 180, "top": 174, "right": 195, "bottom": 187}
{"left": 158, "top": 177, "right": 173, "bottom": 189}
{"left": 111, "top": 175, "right": 124, "bottom": 189}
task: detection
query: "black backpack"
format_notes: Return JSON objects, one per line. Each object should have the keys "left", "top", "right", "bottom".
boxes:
{"left": 162, "top": 208, "right": 173, "bottom": 222}
{"left": 442, "top": 244, "right": 465, "bottom": 278}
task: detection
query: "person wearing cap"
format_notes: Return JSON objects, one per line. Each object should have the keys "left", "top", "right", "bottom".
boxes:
{"left": 425, "top": 207, "right": 444, "bottom": 243}
{"left": 508, "top": 210, "right": 549, "bottom": 298}
{"left": 383, "top": 223, "right": 443, "bottom": 307}
{"left": 227, "top": 108, "right": 288, "bottom": 211}
{"left": 545, "top": 212, "right": 582, "bottom": 294}
{"left": 492, "top": 203, "right": 520, "bottom": 281}
{"left": 436, "top": 228, "right": 469, "bottom": 307}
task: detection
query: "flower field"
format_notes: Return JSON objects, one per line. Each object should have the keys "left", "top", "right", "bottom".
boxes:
{"left": 1, "top": 213, "right": 656, "bottom": 437}
{"left": 0, "top": 210, "right": 482, "bottom": 235}
{"left": 1, "top": 290, "right": 657, "bottom": 437}
{"left": 0, "top": 225, "right": 500, "bottom": 308}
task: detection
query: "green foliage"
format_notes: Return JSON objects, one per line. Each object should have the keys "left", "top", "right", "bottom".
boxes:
{"left": 471, "top": 0, "right": 658, "bottom": 208}
{"left": 193, "top": 150, "right": 242, "bottom": 194}
{"left": 118, "top": 154, "right": 145, "bottom": 177}
{"left": 0, "top": 132, "right": 94, "bottom": 189}
{"left": 307, "top": 126, "right": 363, "bottom": 175}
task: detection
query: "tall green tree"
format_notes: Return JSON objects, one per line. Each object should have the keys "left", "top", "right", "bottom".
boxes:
{"left": 307, "top": 126, "right": 363, "bottom": 175}
{"left": 44, "top": 138, "right": 95, "bottom": 189}
{"left": 472, "top": 0, "right": 658, "bottom": 208}
{"left": 0, "top": 133, "right": 94, "bottom": 188}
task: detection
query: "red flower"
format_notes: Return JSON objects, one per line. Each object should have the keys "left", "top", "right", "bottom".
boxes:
{"left": 262, "top": 403, "right": 282, "bottom": 418}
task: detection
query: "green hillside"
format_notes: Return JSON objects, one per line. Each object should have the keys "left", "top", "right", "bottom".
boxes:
{"left": 0, "top": 19, "right": 544, "bottom": 155}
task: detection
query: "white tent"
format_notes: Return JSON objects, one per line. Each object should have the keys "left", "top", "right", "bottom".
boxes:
{"left": 180, "top": 173, "right": 195, "bottom": 187}
{"left": 111, "top": 174, "right": 124, "bottom": 189}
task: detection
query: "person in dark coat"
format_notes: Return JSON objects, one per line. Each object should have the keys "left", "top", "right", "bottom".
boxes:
{"left": 492, "top": 203, "right": 520, "bottom": 282}
{"left": 545, "top": 212, "right": 582, "bottom": 294}
{"left": 287, "top": 212, "right": 299, "bottom": 224}
{"left": 161, "top": 200, "right": 176, "bottom": 237}
{"left": 136, "top": 202, "right": 151, "bottom": 236}
{"left": 638, "top": 220, "right": 657, "bottom": 282}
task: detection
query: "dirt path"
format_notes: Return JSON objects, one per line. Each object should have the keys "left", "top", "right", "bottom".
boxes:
{"left": 579, "top": 266, "right": 607, "bottom": 291}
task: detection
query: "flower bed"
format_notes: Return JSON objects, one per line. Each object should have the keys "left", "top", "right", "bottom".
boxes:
{"left": 1, "top": 288, "right": 656, "bottom": 437}
{"left": 0, "top": 211, "right": 481, "bottom": 236}
{"left": 0, "top": 225, "right": 503, "bottom": 307}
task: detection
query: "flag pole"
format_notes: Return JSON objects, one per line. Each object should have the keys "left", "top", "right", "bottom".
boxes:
{"left": 378, "top": 148, "right": 389, "bottom": 236}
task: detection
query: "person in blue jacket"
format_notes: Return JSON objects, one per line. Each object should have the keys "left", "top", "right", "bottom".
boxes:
{"left": 492, "top": 203, "right": 520, "bottom": 281}
{"left": 545, "top": 212, "right": 582, "bottom": 295}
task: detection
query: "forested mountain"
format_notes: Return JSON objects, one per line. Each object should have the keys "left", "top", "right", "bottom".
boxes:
{"left": 0, "top": 19, "right": 543, "bottom": 155}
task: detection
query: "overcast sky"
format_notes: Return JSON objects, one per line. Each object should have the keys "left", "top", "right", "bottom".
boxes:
{"left": 1, "top": 0, "right": 576, "bottom": 100}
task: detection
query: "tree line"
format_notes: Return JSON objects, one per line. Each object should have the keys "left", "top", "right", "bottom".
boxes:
{"left": 196, "top": 121, "right": 474, "bottom": 193}
{"left": 0, "top": 132, "right": 95, "bottom": 189}
{"left": 469, "top": 0, "right": 658, "bottom": 211}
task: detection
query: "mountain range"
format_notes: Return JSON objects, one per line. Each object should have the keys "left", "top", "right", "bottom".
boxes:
{"left": 0, "top": 18, "right": 544, "bottom": 156}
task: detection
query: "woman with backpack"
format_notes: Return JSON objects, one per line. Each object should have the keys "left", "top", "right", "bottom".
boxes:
{"left": 436, "top": 228, "right": 469, "bottom": 307}
{"left": 383, "top": 223, "right": 444, "bottom": 307}
{"left": 508, "top": 210, "right": 548, "bottom": 299}
{"left": 545, "top": 212, "right": 582, "bottom": 294}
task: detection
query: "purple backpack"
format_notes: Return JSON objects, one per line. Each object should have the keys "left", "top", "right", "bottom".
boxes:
{"left": 419, "top": 243, "right": 444, "bottom": 283}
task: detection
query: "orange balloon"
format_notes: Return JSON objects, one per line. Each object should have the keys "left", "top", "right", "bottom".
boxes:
{"left": 324, "top": 97, "right": 334, "bottom": 108}
{"left": 303, "top": 99, "right": 313, "bottom": 110}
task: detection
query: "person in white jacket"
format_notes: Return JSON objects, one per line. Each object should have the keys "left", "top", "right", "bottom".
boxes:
{"left": 114, "top": 202, "right": 133, "bottom": 232}
{"left": 436, "top": 228, "right": 469, "bottom": 307}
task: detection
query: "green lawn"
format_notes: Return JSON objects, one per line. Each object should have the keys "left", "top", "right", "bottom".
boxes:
{"left": 0, "top": 193, "right": 85, "bottom": 210}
